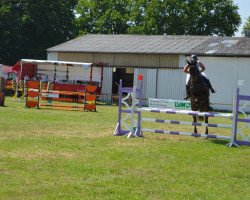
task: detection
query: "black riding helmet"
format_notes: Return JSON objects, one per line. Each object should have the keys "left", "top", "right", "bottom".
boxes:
{"left": 191, "top": 54, "right": 198, "bottom": 60}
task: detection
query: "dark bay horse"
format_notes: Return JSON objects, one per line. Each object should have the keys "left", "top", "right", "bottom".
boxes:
{"left": 187, "top": 60, "right": 211, "bottom": 134}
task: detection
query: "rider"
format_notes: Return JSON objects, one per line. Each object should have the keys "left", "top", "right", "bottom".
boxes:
{"left": 183, "top": 54, "right": 216, "bottom": 100}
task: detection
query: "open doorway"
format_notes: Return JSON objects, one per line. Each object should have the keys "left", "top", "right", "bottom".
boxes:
{"left": 112, "top": 67, "right": 134, "bottom": 95}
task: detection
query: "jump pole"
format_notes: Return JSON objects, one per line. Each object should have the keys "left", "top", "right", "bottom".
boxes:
{"left": 114, "top": 76, "right": 250, "bottom": 147}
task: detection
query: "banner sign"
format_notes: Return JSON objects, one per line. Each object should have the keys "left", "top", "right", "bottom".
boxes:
{"left": 148, "top": 98, "right": 191, "bottom": 110}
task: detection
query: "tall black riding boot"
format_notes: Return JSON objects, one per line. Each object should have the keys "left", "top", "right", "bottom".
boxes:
{"left": 205, "top": 78, "right": 216, "bottom": 93}
{"left": 184, "top": 85, "right": 190, "bottom": 100}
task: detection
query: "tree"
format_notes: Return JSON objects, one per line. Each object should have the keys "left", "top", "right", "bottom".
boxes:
{"left": 0, "top": 0, "right": 23, "bottom": 64}
{"left": 76, "top": 0, "right": 241, "bottom": 36}
{"left": 242, "top": 16, "right": 250, "bottom": 34}
{"left": 0, "top": 0, "right": 78, "bottom": 65}
{"left": 0, "top": 0, "right": 242, "bottom": 65}
{"left": 76, "top": 0, "right": 130, "bottom": 34}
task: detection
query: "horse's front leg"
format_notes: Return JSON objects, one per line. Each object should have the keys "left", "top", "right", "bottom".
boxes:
{"left": 193, "top": 116, "right": 197, "bottom": 134}
{"left": 205, "top": 116, "right": 208, "bottom": 134}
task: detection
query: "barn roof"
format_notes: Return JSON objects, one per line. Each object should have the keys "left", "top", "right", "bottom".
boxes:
{"left": 47, "top": 34, "right": 250, "bottom": 57}
{"left": 192, "top": 37, "right": 250, "bottom": 56}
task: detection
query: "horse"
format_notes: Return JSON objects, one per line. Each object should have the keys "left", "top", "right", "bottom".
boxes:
{"left": 187, "top": 60, "right": 211, "bottom": 134}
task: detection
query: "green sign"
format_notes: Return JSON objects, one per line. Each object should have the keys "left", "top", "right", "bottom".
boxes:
{"left": 175, "top": 101, "right": 191, "bottom": 109}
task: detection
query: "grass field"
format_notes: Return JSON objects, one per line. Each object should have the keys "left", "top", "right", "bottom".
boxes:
{"left": 0, "top": 97, "right": 249, "bottom": 200}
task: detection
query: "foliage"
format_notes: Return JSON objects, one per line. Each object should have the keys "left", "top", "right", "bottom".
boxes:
{"left": 0, "top": 0, "right": 22, "bottom": 65}
{"left": 242, "top": 16, "right": 250, "bottom": 33}
{"left": 76, "top": 0, "right": 130, "bottom": 34}
{"left": 0, "top": 0, "right": 78, "bottom": 65}
{"left": 76, "top": 0, "right": 241, "bottom": 36}
{"left": 0, "top": 97, "right": 249, "bottom": 199}
{"left": 0, "top": 0, "right": 242, "bottom": 65}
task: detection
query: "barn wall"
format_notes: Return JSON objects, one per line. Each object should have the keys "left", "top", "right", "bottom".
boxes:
{"left": 133, "top": 67, "right": 185, "bottom": 101}
{"left": 101, "top": 66, "right": 113, "bottom": 102}
{"left": 200, "top": 56, "right": 250, "bottom": 110}
{"left": 134, "top": 68, "right": 157, "bottom": 99}
{"left": 47, "top": 52, "right": 58, "bottom": 60}
{"left": 57, "top": 52, "right": 113, "bottom": 64}
{"left": 49, "top": 51, "right": 250, "bottom": 111}
{"left": 57, "top": 52, "right": 179, "bottom": 68}
{"left": 54, "top": 52, "right": 183, "bottom": 102}
{"left": 236, "top": 57, "right": 250, "bottom": 96}
{"left": 133, "top": 56, "right": 250, "bottom": 111}
{"left": 55, "top": 52, "right": 182, "bottom": 102}
{"left": 156, "top": 68, "right": 186, "bottom": 100}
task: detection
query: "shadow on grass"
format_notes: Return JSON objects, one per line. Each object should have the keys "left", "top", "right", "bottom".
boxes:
{"left": 210, "top": 139, "right": 230, "bottom": 146}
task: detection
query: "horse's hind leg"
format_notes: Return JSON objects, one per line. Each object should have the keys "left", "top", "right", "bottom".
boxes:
{"left": 205, "top": 116, "right": 208, "bottom": 134}
{"left": 193, "top": 116, "right": 197, "bottom": 134}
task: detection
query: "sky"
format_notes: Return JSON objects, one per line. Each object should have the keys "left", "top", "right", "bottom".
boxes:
{"left": 233, "top": 0, "right": 250, "bottom": 36}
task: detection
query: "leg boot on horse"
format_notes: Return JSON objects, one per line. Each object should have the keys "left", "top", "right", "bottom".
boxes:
{"left": 204, "top": 78, "right": 216, "bottom": 93}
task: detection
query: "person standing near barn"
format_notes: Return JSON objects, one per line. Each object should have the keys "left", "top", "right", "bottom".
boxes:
{"left": 183, "top": 54, "right": 216, "bottom": 100}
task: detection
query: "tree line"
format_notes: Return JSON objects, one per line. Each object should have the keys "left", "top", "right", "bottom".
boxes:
{"left": 0, "top": 0, "right": 246, "bottom": 65}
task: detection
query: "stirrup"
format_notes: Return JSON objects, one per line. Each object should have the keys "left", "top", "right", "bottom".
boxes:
{"left": 184, "top": 96, "right": 189, "bottom": 100}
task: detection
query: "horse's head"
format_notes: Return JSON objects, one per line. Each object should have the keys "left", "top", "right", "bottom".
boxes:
{"left": 187, "top": 59, "right": 200, "bottom": 78}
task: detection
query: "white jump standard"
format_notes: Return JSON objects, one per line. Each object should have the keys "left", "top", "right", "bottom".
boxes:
{"left": 113, "top": 75, "right": 250, "bottom": 147}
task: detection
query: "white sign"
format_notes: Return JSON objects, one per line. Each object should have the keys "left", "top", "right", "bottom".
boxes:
{"left": 148, "top": 98, "right": 191, "bottom": 110}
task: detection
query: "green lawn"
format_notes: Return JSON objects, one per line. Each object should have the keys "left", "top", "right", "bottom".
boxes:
{"left": 0, "top": 97, "right": 249, "bottom": 200}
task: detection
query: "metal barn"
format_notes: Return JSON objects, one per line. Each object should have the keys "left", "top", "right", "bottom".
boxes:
{"left": 47, "top": 34, "right": 250, "bottom": 110}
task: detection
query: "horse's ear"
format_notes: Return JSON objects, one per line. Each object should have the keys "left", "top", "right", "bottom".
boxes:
{"left": 186, "top": 59, "right": 191, "bottom": 65}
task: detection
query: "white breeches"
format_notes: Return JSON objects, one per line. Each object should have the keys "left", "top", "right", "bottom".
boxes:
{"left": 185, "top": 72, "right": 207, "bottom": 85}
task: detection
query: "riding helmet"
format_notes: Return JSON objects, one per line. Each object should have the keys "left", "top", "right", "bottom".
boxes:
{"left": 191, "top": 54, "right": 198, "bottom": 60}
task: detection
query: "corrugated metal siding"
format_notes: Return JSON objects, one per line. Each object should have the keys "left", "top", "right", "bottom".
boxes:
{"left": 58, "top": 52, "right": 179, "bottom": 68}
{"left": 58, "top": 52, "right": 93, "bottom": 62}
{"left": 47, "top": 52, "right": 58, "bottom": 60}
{"left": 237, "top": 57, "right": 250, "bottom": 96}
{"left": 200, "top": 57, "right": 237, "bottom": 106}
{"left": 134, "top": 68, "right": 157, "bottom": 99}
{"left": 156, "top": 69, "right": 186, "bottom": 100}
{"left": 114, "top": 54, "right": 179, "bottom": 68}
{"left": 159, "top": 55, "right": 179, "bottom": 68}
{"left": 92, "top": 53, "right": 114, "bottom": 64}
{"left": 200, "top": 56, "right": 250, "bottom": 111}
{"left": 100, "top": 66, "right": 113, "bottom": 102}
{"left": 133, "top": 68, "right": 185, "bottom": 104}
{"left": 59, "top": 52, "right": 114, "bottom": 64}
{"left": 114, "top": 54, "right": 158, "bottom": 67}
{"left": 179, "top": 55, "right": 186, "bottom": 68}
